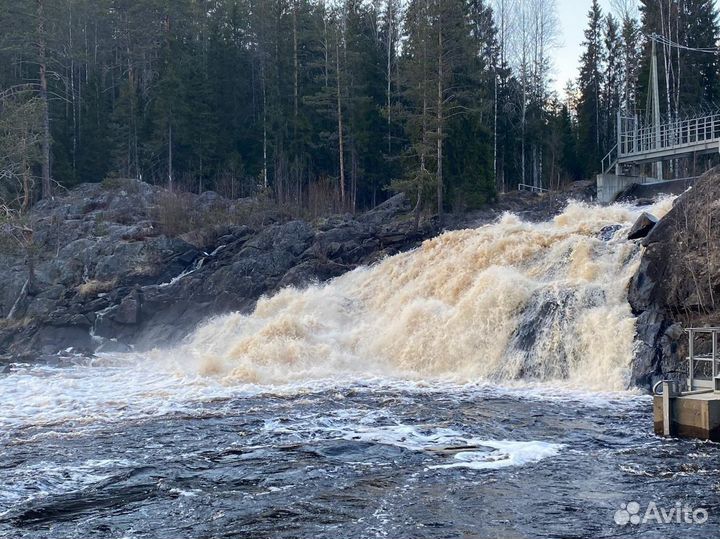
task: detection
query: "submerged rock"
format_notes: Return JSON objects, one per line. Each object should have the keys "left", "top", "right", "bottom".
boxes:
{"left": 598, "top": 224, "right": 622, "bottom": 241}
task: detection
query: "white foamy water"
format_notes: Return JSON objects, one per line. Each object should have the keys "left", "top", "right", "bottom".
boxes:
{"left": 336, "top": 425, "right": 563, "bottom": 470}
{"left": 0, "top": 360, "right": 235, "bottom": 436}
{"left": 263, "top": 413, "right": 565, "bottom": 471}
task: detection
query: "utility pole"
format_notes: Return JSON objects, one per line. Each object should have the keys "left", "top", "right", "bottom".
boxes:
{"left": 651, "top": 36, "right": 663, "bottom": 180}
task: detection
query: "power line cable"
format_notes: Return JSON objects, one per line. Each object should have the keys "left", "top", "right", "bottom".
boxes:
{"left": 649, "top": 33, "right": 720, "bottom": 54}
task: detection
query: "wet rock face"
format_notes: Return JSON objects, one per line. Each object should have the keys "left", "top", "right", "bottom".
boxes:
{"left": 628, "top": 167, "right": 720, "bottom": 390}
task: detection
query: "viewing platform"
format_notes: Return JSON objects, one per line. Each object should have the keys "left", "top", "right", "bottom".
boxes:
{"left": 653, "top": 327, "right": 720, "bottom": 442}
{"left": 597, "top": 112, "right": 719, "bottom": 203}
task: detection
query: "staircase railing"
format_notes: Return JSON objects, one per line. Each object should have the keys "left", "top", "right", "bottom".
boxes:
{"left": 517, "top": 183, "right": 548, "bottom": 194}
{"left": 601, "top": 144, "right": 618, "bottom": 175}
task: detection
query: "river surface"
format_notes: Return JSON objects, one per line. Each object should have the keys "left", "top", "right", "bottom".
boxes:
{"left": 1, "top": 358, "right": 719, "bottom": 539}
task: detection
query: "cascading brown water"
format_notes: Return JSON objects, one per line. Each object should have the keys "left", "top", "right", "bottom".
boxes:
{"left": 175, "top": 199, "right": 674, "bottom": 390}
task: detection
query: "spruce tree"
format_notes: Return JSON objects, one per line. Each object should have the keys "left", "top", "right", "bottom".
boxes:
{"left": 576, "top": 0, "right": 604, "bottom": 176}
{"left": 603, "top": 14, "right": 622, "bottom": 155}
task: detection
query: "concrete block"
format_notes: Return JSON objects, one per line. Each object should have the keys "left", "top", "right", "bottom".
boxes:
{"left": 653, "top": 393, "right": 720, "bottom": 441}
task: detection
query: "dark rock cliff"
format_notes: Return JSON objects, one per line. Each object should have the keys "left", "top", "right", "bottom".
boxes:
{"left": 0, "top": 181, "right": 437, "bottom": 360}
{"left": 629, "top": 168, "right": 720, "bottom": 389}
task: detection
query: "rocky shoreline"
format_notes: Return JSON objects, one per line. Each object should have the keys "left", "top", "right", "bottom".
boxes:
{"left": 628, "top": 168, "right": 720, "bottom": 389}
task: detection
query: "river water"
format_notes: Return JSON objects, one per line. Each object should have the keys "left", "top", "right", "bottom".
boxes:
{"left": 1, "top": 367, "right": 719, "bottom": 538}
{"left": 2, "top": 199, "right": 719, "bottom": 538}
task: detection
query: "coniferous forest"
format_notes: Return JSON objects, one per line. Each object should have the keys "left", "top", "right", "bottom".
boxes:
{"left": 1, "top": 0, "right": 719, "bottom": 217}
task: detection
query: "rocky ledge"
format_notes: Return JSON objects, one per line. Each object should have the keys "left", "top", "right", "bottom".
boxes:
{"left": 0, "top": 181, "right": 444, "bottom": 360}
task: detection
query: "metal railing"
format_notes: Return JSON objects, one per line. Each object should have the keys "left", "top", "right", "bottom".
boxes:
{"left": 517, "top": 183, "right": 548, "bottom": 194}
{"left": 602, "top": 112, "right": 720, "bottom": 172}
{"left": 686, "top": 327, "right": 720, "bottom": 391}
{"left": 618, "top": 113, "right": 720, "bottom": 159}
{"left": 601, "top": 144, "right": 618, "bottom": 174}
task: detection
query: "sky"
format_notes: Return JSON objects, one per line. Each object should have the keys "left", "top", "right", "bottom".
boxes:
{"left": 553, "top": 0, "right": 613, "bottom": 94}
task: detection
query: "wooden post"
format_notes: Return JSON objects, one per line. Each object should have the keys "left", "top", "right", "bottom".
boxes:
{"left": 662, "top": 381, "right": 673, "bottom": 436}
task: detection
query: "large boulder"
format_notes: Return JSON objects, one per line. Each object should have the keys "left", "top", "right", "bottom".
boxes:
{"left": 627, "top": 212, "right": 658, "bottom": 240}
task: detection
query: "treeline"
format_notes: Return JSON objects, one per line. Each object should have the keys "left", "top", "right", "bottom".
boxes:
{"left": 1, "top": 0, "right": 719, "bottom": 218}
{"left": 575, "top": 0, "right": 720, "bottom": 177}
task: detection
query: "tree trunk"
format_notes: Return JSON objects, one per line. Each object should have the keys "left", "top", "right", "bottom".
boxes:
{"left": 386, "top": 0, "right": 393, "bottom": 155}
{"left": 21, "top": 152, "right": 31, "bottom": 212}
{"left": 436, "top": 10, "right": 443, "bottom": 225}
{"left": 322, "top": 1, "right": 329, "bottom": 87}
{"left": 293, "top": 0, "right": 299, "bottom": 137}
{"left": 261, "top": 63, "right": 268, "bottom": 189}
{"left": 37, "top": 0, "right": 51, "bottom": 199}
{"left": 520, "top": 7, "right": 527, "bottom": 188}
{"left": 413, "top": 190, "right": 421, "bottom": 232}
{"left": 292, "top": 1, "right": 301, "bottom": 206}
{"left": 493, "top": 70, "right": 499, "bottom": 193}
{"left": 336, "top": 42, "right": 346, "bottom": 206}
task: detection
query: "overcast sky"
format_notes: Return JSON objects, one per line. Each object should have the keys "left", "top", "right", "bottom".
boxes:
{"left": 553, "top": 0, "right": 613, "bottom": 94}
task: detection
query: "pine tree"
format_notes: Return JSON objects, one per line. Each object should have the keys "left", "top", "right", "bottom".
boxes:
{"left": 395, "top": 0, "right": 435, "bottom": 222}
{"left": 682, "top": 0, "right": 720, "bottom": 107}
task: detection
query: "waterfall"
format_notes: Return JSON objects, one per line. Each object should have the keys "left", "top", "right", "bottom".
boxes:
{"left": 172, "top": 198, "right": 674, "bottom": 391}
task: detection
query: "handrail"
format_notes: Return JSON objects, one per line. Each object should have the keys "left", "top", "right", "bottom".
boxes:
{"left": 517, "top": 183, "right": 548, "bottom": 194}
{"left": 601, "top": 144, "right": 618, "bottom": 174}
{"left": 686, "top": 327, "right": 719, "bottom": 391}
{"left": 615, "top": 112, "right": 720, "bottom": 163}
{"left": 685, "top": 327, "right": 720, "bottom": 332}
